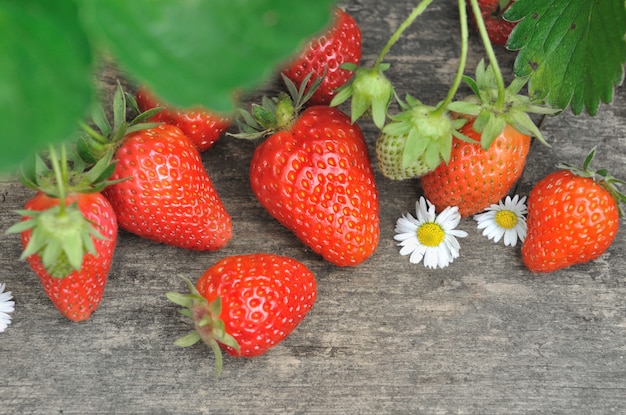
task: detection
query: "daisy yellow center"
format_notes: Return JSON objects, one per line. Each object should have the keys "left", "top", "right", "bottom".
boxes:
{"left": 495, "top": 210, "right": 518, "bottom": 229}
{"left": 417, "top": 223, "right": 445, "bottom": 247}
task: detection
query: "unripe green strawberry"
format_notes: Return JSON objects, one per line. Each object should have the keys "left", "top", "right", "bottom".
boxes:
{"left": 375, "top": 130, "right": 433, "bottom": 180}
{"left": 375, "top": 97, "right": 465, "bottom": 180}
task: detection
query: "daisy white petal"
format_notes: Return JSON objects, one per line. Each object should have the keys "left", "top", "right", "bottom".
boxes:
{"left": 394, "top": 197, "right": 468, "bottom": 269}
{"left": 436, "top": 205, "right": 462, "bottom": 230}
{"left": 423, "top": 247, "right": 440, "bottom": 269}
{"left": 416, "top": 197, "right": 436, "bottom": 223}
{"left": 408, "top": 245, "right": 426, "bottom": 264}
{"left": 0, "top": 282, "right": 15, "bottom": 333}
{"left": 394, "top": 214, "right": 419, "bottom": 235}
{"left": 473, "top": 195, "right": 528, "bottom": 247}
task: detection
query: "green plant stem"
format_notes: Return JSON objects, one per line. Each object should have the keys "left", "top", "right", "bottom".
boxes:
{"left": 468, "top": 0, "right": 506, "bottom": 109}
{"left": 48, "top": 144, "right": 67, "bottom": 214}
{"left": 373, "top": 0, "right": 436, "bottom": 70}
{"left": 80, "top": 121, "right": 109, "bottom": 145}
{"left": 60, "top": 143, "right": 69, "bottom": 186}
{"left": 433, "top": 0, "right": 470, "bottom": 116}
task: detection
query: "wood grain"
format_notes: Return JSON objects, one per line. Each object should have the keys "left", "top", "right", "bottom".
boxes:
{"left": 1, "top": 1, "right": 625, "bottom": 414}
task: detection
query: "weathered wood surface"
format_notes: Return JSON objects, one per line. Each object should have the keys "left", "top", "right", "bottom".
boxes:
{"left": 1, "top": 1, "right": 625, "bottom": 414}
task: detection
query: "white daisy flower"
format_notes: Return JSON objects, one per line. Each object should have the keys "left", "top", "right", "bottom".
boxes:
{"left": 474, "top": 195, "right": 528, "bottom": 247}
{"left": 0, "top": 282, "right": 15, "bottom": 333}
{"left": 394, "top": 197, "right": 468, "bottom": 269}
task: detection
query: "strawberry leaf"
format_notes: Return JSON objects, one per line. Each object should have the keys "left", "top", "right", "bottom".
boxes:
{"left": 83, "top": 0, "right": 336, "bottom": 114}
{"left": 505, "top": 0, "right": 626, "bottom": 115}
{"left": 0, "top": 1, "right": 337, "bottom": 172}
{"left": 0, "top": 0, "right": 93, "bottom": 171}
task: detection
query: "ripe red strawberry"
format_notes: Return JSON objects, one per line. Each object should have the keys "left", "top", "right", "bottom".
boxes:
{"left": 135, "top": 86, "right": 231, "bottom": 152}
{"left": 470, "top": 0, "right": 518, "bottom": 46}
{"left": 235, "top": 82, "right": 380, "bottom": 266}
{"left": 6, "top": 148, "right": 119, "bottom": 321}
{"left": 282, "top": 8, "right": 362, "bottom": 106}
{"left": 420, "top": 118, "right": 530, "bottom": 217}
{"left": 18, "top": 192, "right": 117, "bottom": 321}
{"left": 522, "top": 148, "right": 624, "bottom": 273}
{"left": 167, "top": 253, "right": 317, "bottom": 376}
{"left": 79, "top": 83, "right": 232, "bottom": 251}
{"left": 104, "top": 123, "right": 232, "bottom": 250}
{"left": 251, "top": 105, "right": 379, "bottom": 266}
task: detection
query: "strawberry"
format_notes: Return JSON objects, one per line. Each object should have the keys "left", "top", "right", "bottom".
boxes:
{"left": 233, "top": 76, "right": 380, "bottom": 266}
{"left": 6, "top": 147, "right": 119, "bottom": 321}
{"left": 522, "top": 148, "right": 625, "bottom": 273}
{"left": 375, "top": 94, "right": 467, "bottom": 180}
{"left": 135, "top": 86, "right": 231, "bottom": 152}
{"left": 104, "top": 123, "right": 232, "bottom": 250}
{"left": 18, "top": 192, "right": 117, "bottom": 321}
{"left": 420, "top": 118, "right": 530, "bottom": 217}
{"left": 470, "top": 0, "right": 518, "bottom": 46}
{"left": 282, "top": 8, "right": 362, "bottom": 106}
{"left": 167, "top": 253, "right": 317, "bottom": 376}
{"left": 79, "top": 83, "right": 232, "bottom": 251}
{"left": 420, "top": 60, "right": 559, "bottom": 214}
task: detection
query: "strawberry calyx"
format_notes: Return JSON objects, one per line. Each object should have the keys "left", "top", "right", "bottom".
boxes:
{"left": 373, "top": 0, "right": 475, "bottom": 180}
{"left": 7, "top": 203, "right": 107, "bottom": 278}
{"left": 6, "top": 144, "right": 117, "bottom": 278}
{"left": 77, "top": 81, "right": 162, "bottom": 164}
{"left": 20, "top": 146, "right": 121, "bottom": 197}
{"left": 230, "top": 72, "right": 323, "bottom": 140}
{"left": 166, "top": 276, "right": 240, "bottom": 378}
{"left": 558, "top": 147, "right": 626, "bottom": 217}
{"left": 380, "top": 94, "right": 471, "bottom": 176}
{"left": 448, "top": 59, "right": 559, "bottom": 149}
{"left": 330, "top": 63, "right": 394, "bottom": 129}
{"left": 329, "top": 0, "right": 438, "bottom": 130}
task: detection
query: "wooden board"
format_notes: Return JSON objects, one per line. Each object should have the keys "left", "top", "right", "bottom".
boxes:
{"left": 1, "top": 1, "right": 625, "bottom": 413}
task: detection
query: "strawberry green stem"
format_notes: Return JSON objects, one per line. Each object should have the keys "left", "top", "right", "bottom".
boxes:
{"left": 433, "top": 0, "right": 469, "bottom": 116}
{"left": 60, "top": 144, "right": 69, "bottom": 185}
{"left": 48, "top": 144, "right": 67, "bottom": 214}
{"left": 80, "top": 121, "right": 109, "bottom": 145}
{"left": 467, "top": 0, "right": 506, "bottom": 109}
{"left": 373, "top": 0, "right": 436, "bottom": 70}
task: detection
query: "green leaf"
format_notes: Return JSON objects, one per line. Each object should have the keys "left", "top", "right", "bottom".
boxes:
{"left": 166, "top": 292, "right": 193, "bottom": 308}
{"left": 480, "top": 116, "right": 506, "bottom": 149}
{"left": 0, "top": 0, "right": 94, "bottom": 171}
{"left": 62, "top": 231, "right": 84, "bottom": 271}
{"left": 401, "top": 129, "right": 428, "bottom": 169}
{"left": 424, "top": 142, "right": 442, "bottom": 171}
{"left": 41, "top": 240, "right": 63, "bottom": 271}
{"left": 82, "top": 0, "right": 337, "bottom": 114}
{"left": 447, "top": 101, "right": 481, "bottom": 116}
{"left": 4, "top": 218, "right": 37, "bottom": 235}
{"left": 174, "top": 331, "right": 201, "bottom": 348}
{"left": 506, "top": 0, "right": 626, "bottom": 115}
